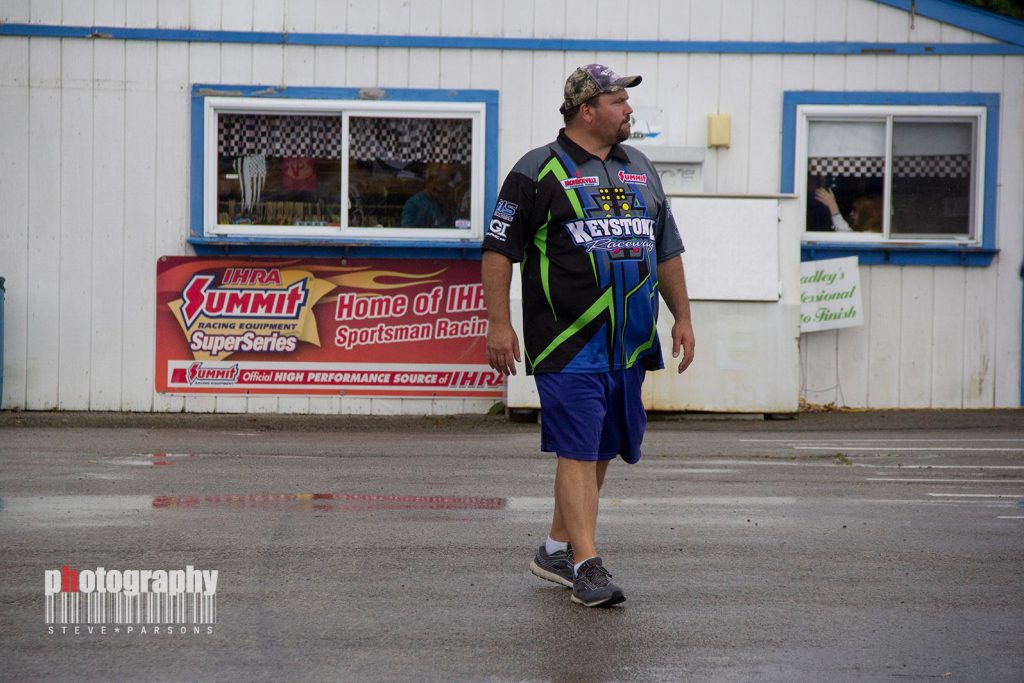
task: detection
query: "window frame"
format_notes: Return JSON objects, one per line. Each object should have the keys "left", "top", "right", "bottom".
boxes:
{"left": 796, "top": 105, "right": 985, "bottom": 245}
{"left": 782, "top": 92, "right": 1000, "bottom": 266}
{"left": 190, "top": 84, "right": 498, "bottom": 251}
{"left": 339, "top": 105, "right": 482, "bottom": 240}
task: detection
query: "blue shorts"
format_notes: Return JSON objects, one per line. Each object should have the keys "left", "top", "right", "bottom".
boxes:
{"left": 534, "top": 366, "right": 648, "bottom": 464}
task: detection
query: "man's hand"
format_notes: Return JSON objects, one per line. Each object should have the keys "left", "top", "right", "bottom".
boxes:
{"left": 487, "top": 321, "right": 521, "bottom": 376}
{"left": 671, "top": 318, "right": 695, "bottom": 374}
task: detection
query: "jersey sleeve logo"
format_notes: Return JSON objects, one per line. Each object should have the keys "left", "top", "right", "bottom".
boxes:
{"left": 488, "top": 219, "right": 510, "bottom": 241}
{"left": 493, "top": 199, "right": 518, "bottom": 221}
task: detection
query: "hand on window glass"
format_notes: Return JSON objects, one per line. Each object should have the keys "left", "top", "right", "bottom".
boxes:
{"left": 812, "top": 187, "right": 854, "bottom": 232}
{"left": 813, "top": 187, "right": 841, "bottom": 217}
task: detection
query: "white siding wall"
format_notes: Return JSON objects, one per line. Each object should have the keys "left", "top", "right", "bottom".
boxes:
{"left": 0, "top": 0, "right": 1020, "bottom": 411}
{"left": 801, "top": 51, "right": 1023, "bottom": 409}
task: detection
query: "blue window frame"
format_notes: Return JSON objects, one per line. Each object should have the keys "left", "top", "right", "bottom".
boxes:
{"left": 189, "top": 84, "right": 498, "bottom": 258}
{"left": 782, "top": 91, "right": 1000, "bottom": 266}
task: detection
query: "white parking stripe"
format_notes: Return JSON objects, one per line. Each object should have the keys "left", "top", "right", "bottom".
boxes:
{"left": 505, "top": 496, "right": 798, "bottom": 510}
{"left": 741, "top": 438, "right": 1024, "bottom": 443}
{"left": 794, "top": 446, "right": 1024, "bottom": 452}
{"left": 925, "top": 493, "right": 1024, "bottom": 498}
{"left": 633, "top": 468, "right": 736, "bottom": 474}
{"left": 866, "top": 478, "right": 1024, "bottom": 483}
{"left": 854, "top": 464, "right": 1024, "bottom": 469}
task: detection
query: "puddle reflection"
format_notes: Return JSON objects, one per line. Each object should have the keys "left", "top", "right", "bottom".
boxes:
{"left": 0, "top": 492, "right": 507, "bottom": 526}
{"left": 152, "top": 492, "right": 507, "bottom": 511}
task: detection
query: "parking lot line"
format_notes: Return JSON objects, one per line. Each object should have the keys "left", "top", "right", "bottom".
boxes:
{"left": 925, "top": 493, "right": 1024, "bottom": 498}
{"left": 854, "top": 464, "right": 1024, "bottom": 469}
{"left": 866, "top": 478, "right": 1024, "bottom": 483}
{"left": 795, "top": 446, "right": 1024, "bottom": 452}
{"left": 741, "top": 438, "right": 1024, "bottom": 445}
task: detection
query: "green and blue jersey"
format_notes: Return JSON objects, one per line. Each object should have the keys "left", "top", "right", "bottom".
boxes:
{"left": 483, "top": 130, "right": 684, "bottom": 375}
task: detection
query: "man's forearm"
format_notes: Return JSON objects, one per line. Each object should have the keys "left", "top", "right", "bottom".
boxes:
{"left": 657, "top": 255, "right": 696, "bottom": 373}
{"left": 481, "top": 250, "right": 521, "bottom": 375}
{"left": 481, "top": 250, "right": 514, "bottom": 324}
{"left": 656, "top": 256, "right": 691, "bottom": 323}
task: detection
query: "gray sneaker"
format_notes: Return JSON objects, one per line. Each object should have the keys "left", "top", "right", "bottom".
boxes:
{"left": 529, "top": 543, "right": 574, "bottom": 588}
{"left": 571, "top": 557, "right": 625, "bottom": 607}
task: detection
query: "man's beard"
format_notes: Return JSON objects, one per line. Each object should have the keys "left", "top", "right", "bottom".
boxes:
{"left": 615, "top": 122, "right": 630, "bottom": 143}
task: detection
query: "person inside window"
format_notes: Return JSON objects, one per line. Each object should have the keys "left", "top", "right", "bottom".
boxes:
{"left": 813, "top": 186, "right": 883, "bottom": 232}
{"left": 401, "top": 163, "right": 458, "bottom": 227}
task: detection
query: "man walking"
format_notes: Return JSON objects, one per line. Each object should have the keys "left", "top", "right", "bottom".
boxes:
{"left": 481, "top": 64, "right": 696, "bottom": 607}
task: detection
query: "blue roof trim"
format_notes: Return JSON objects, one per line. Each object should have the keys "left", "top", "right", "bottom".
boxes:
{"left": 783, "top": 90, "right": 1001, "bottom": 267}
{"left": 2, "top": 23, "right": 1023, "bottom": 55}
{"left": 194, "top": 84, "right": 500, "bottom": 103}
{"left": 801, "top": 243, "right": 997, "bottom": 266}
{"left": 874, "top": 0, "right": 1024, "bottom": 48}
{"left": 189, "top": 84, "right": 498, "bottom": 256}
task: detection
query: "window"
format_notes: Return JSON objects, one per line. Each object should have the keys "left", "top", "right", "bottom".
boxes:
{"left": 194, "top": 87, "right": 495, "bottom": 246}
{"left": 343, "top": 113, "right": 474, "bottom": 236}
{"left": 782, "top": 93, "right": 999, "bottom": 266}
{"left": 798, "top": 106, "right": 984, "bottom": 244}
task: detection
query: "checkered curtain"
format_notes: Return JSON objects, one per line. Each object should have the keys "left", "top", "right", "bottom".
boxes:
{"left": 808, "top": 155, "right": 970, "bottom": 179}
{"left": 349, "top": 117, "right": 472, "bottom": 164}
{"left": 218, "top": 114, "right": 342, "bottom": 159}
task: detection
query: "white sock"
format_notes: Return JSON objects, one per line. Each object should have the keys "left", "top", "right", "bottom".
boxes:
{"left": 545, "top": 536, "right": 568, "bottom": 554}
{"left": 573, "top": 557, "right": 596, "bottom": 577}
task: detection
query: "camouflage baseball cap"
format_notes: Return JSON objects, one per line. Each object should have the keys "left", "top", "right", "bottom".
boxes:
{"left": 560, "top": 64, "right": 642, "bottom": 113}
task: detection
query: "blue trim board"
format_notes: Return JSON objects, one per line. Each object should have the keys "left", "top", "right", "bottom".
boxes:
{"left": 189, "top": 83, "right": 499, "bottom": 256}
{"left": 801, "top": 243, "right": 997, "bottom": 266}
{"left": 188, "top": 237, "right": 483, "bottom": 261}
{"left": 874, "top": 0, "right": 1024, "bottom": 47}
{"left": 2, "top": 23, "right": 1023, "bottom": 55}
{"left": 781, "top": 91, "right": 1000, "bottom": 266}
{"left": 189, "top": 89, "right": 205, "bottom": 245}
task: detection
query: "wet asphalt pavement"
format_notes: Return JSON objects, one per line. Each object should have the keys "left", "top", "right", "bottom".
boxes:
{"left": 1, "top": 409, "right": 1023, "bottom": 682}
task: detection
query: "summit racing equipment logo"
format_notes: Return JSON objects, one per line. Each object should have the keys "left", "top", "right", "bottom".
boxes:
{"left": 166, "top": 266, "right": 336, "bottom": 362}
{"left": 617, "top": 170, "right": 647, "bottom": 185}
{"left": 186, "top": 362, "right": 239, "bottom": 385}
{"left": 180, "top": 274, "right": 309, "bottom": 330}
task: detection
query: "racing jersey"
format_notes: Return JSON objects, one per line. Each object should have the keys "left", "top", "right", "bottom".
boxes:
{"left": 483, "top": 129, "right": 684, "bottom": 375}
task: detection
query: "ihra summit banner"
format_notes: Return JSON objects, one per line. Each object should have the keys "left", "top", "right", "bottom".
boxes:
{"left": 156, "top": 257, "right": 503, "bottom": 398}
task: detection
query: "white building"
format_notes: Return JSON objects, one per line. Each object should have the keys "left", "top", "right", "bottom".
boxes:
{"left": 0, "top": 0, "right": 1021, "bottom": 414}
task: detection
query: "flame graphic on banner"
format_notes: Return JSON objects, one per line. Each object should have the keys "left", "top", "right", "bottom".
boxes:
{"left": 325, "top": 268, "right": 446, "bottom": 291}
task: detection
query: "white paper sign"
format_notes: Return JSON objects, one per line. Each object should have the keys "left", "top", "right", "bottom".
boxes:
{"left": 799, "top": 256, "right": 863, "bottom": 333}
{"left": 627, "top": 106, "right": 664, "bottom": 146}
